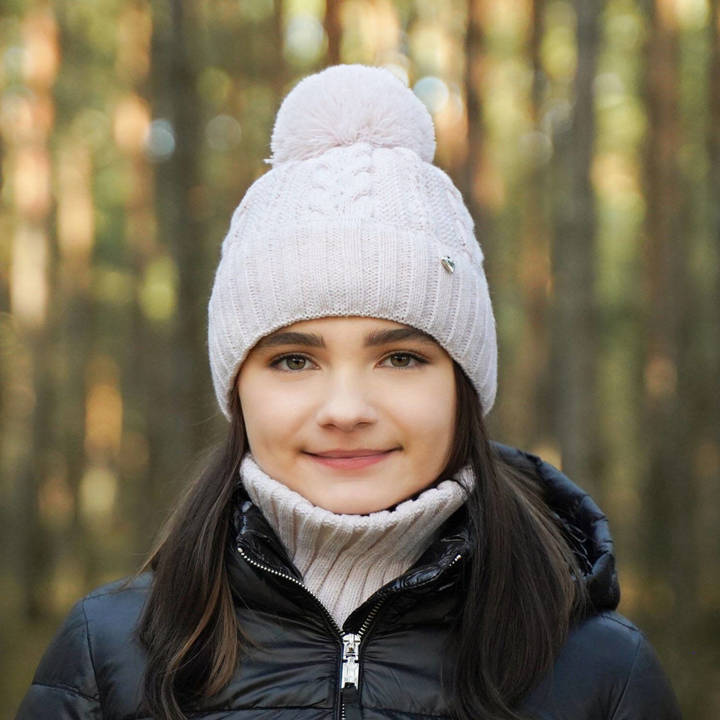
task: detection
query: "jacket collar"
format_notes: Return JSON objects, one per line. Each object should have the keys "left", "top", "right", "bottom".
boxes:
{"left": 230, "top": 442, "right": 620, "bottom": 611}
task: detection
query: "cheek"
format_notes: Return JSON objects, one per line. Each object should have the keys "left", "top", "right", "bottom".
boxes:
{"left": 240, "top": 379, "right": 319, "bottom": 461}
{"left": 239, "top": 379, "right": 295, "bottom": 451}
{"left": 391, "top": 377, "right": 456, "bottom": 454}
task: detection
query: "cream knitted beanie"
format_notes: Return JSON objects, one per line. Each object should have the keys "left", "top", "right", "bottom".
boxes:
{"left": 208, "top": 64, "right": 497, "bottom": 419}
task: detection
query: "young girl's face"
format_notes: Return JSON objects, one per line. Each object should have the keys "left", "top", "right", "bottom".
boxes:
{"left": 236, "top": 316, "right": 456, "bottom": 514}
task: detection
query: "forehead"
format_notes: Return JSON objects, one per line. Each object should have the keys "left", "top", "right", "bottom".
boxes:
{"left": 281, "top": 316, "right": 416, "bottom": 334}
{"left": 254, "top": 316, "right": 439, "bottom": 349}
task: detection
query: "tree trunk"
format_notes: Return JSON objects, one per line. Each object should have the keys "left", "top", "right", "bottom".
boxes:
{"left": 11, "top": 6, "right": 59, "bottom": 619}
{"left": 272, "top": 0, "right": 287, "bottom": 96}
{"left": 508, "top": 0, "right": 549, "bottom": 447}
{"left": 702, "top": 3, "right": 720, "bottom": 714}
{"left": 114, "top": 0, "right": 160, "bottom": 556}
{"left": 707, "top": 0, "right": 720, "bottom": 449}
{"left": 324, "top": 0, "right": 342, "bottom": 66}
{"left": 549, "top": 0, "right": 601, "bottom": 498}
{"left": 55, "top": 137, "right": 95, "bottom": 588}
{"left": 462, "top": 0, "right": 489, "bottom": 245}
{"left": 638, "top": 0, "right": 696, "bottom": 691}
{"left": 149, "top": 0, "right": 212, "bottom": 502}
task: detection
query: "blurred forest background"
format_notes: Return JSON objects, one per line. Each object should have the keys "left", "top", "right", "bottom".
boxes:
{"left": 1, "top": 0, "right": 718, "bottom": 716}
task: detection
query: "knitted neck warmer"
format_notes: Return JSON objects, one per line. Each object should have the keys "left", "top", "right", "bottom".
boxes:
{"left": 240, "top": 454, "right": 471, "bottom": 628}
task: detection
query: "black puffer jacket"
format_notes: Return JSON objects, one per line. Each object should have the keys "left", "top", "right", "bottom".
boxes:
{"left": 16, "top": 443, "right": 681, "bottom": 719}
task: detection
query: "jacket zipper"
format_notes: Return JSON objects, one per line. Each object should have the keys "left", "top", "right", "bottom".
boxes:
{"left": 237, "top": 544, "right": 368, "bottom": 719}
{"left": 238, "top": 543, "right": 463, "bottom": 719}
{"left": 339, "top": 596, "right": 387, "bottom": 720}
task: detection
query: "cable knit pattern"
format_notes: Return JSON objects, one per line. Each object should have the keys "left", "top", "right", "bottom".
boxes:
{"left": 207, "top": 65, "right": 497, "bottom": 421}
{"left": 240, "top": 453, "right": 471, "bottom": 628}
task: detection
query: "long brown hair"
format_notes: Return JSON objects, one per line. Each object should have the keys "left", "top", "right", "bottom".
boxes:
{"left": 135, "top": 363, "right": 588, "bottom": 719}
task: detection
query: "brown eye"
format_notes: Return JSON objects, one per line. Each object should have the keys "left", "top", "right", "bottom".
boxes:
{"left": 390, "top": 354, "right": 412, "bottom": 367}
{"left": 383, "top": 353, "right": 426, "bottom": 368}
{"left": 272, "top": 355, "right": 310, "bottom": 371}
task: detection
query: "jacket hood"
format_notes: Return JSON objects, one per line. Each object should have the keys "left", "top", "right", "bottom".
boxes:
{"left": 232, "top": 442, "right": 620, "bottom": 614}
{"left": 493, "top": 442, "right": 620, "bottom": 611}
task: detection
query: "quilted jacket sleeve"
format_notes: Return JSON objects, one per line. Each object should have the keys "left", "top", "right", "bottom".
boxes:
{"left": 15, "top": 598, "right": 103, "bottom": 719}
{"left": 611, "top": 634, "right": 682, "bottom": 720}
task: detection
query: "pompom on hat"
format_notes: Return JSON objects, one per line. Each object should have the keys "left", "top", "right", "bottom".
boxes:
{"left": 269, "top": 64, "right": 436, "bottom": 164}
{"left": 208, "top": 64, "right": 497, "bottom": 420}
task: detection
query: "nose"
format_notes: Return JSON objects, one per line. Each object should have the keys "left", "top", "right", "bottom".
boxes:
{"left": 314, "top": 372, "right": 377, "bottom": 432}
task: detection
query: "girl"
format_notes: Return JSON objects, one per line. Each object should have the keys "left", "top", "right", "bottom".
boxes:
{"left": 17, "top": 65, "right": 681, "bottom": 720}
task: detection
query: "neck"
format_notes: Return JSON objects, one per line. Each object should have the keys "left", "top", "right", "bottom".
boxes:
{"left": 240, "top": 454, "right": 472, "bottom": 627}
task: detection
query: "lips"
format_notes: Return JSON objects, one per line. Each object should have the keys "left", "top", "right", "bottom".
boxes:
{"left": 304, "top": 448, "right": 398, "bottom": 470}
{"left": 309, "top": 449, "right": 396, "bottom": 458}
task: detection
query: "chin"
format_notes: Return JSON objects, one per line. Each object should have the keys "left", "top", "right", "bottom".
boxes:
{"left": 312, "top": 489, "right": 399, "bottom": 515}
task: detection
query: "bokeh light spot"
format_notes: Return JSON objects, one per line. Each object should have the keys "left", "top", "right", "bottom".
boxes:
{"left": 284, "top": 14, "right": 326, "bottom": 65}
{"left": 144, "top": 118, "right": 175, "bottom": 162}
{"left": 413, "top": 76, "right": 449, "bottom": 114}
{"left": 206, "top": 114, "right": 242, "bottom": 151}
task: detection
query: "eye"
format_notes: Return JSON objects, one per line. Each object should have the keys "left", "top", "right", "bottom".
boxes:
{"left": 270, "top": 354, "right": 313, "bottom": 371}
{"left": 380, "top": 352, "right": 427, "bottom": 369}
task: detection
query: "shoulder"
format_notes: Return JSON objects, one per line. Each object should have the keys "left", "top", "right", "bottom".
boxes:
{"left": 44, "top": 573, "right": 151, "bottom": 666}
{"left": 560, "top": 611, "right": 648, "bottom": 680}
{"left": 80, "top": 574, "right": 151, "bottom": 704}
{"left": 16, "top": 574, "right": 151, "bottom": 719}
{"left": 524, "top": 611, "right": 682, "bottom": 719}
{"left": 82, "top": 573, "right": 151, "bottom": 642}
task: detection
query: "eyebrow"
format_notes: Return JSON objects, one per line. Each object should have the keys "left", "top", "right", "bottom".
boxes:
{"left": 254, "top": 327, "right": 438, "bottom": 350}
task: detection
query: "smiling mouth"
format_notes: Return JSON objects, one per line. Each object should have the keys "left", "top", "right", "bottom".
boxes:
{"left": 303, "top": 448, "right": 398, "bottom": 470}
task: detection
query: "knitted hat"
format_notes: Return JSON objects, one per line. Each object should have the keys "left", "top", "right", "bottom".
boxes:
{"left": 208, "top": 64, "right": 497, "bottom": 420}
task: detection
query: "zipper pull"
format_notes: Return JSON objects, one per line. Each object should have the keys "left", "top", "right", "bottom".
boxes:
{"left": 341, "top": 683, "right": 361, "bottom": 720}
{"left": 341, "top": 633, "right": 362, "bottom": 718}
{"left": 341, "top": 633, "right": 360, "bottom": 687}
